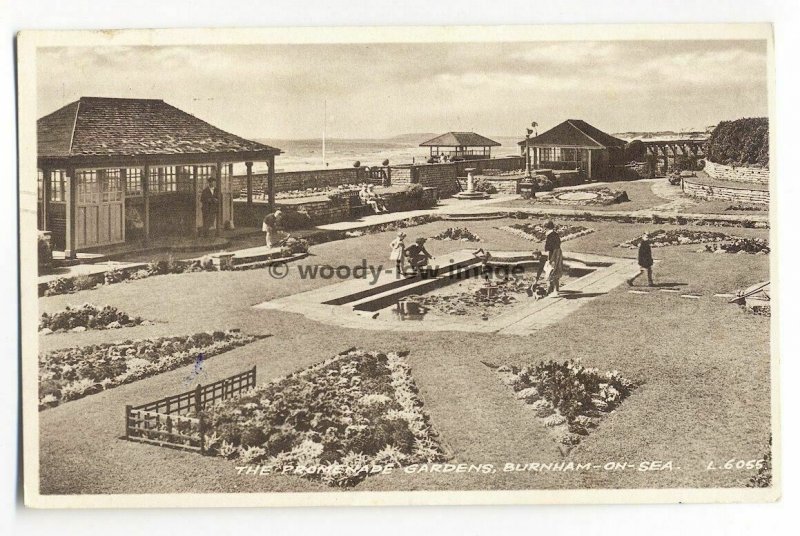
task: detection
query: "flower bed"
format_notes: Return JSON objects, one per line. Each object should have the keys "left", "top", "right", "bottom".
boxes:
{"left": 431, "top": 227, "right": 481, "bottom": 242}
{"left": 39, "top": 330, "right": 265, "bottom": 410}
{"left": 619, "top": 229, "right": 737, "bottom": 249}
{"left": 532, "top": 187, "right": 629, "bottom": 206}
{"left": 200, "top": 348, "right": 446, "bottom": 487}
{"left": 492, "top": 360, "right": 638, "bottom": 450}
{"left": 703, "top": 237, "right": 770, "bottom": 255}
{"left": 500, "top": 223, "right": 595, "bottom": 243}
{"left": 39, "top": 303, "right": 148, "bottom": 334}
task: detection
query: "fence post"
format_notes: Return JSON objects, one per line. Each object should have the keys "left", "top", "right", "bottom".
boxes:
{"left": 195, "top": 383, "right": 202, "bottom": 413}
{"left": 199, "top": 415, "right": 205, "bottom": 455}
{"left": 251, "top": 365, "right": 257, "bottom": 388}
{"left": 125, "top": 405, "right": 131, "bottom": 439}
{"left": 166, "top": 415, "right": 173, "bottom": 436}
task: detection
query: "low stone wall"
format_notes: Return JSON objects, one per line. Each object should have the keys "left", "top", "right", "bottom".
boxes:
{"left": 552, "top": 170, "right": 584, "bottom": 187}
{"left": 232, "top": 167, "right": 379, "bottom": 195}
{"left": 233, "top": 186, "right": 438, "bottom": 228}
{"left": 683, "top": 178, "right": 769, "bottom": 205}
{"left": 703, "top": 160, "right": 770, "bottom": 185}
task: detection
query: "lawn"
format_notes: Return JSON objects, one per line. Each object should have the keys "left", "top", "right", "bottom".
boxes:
{"left": 36, "top": 216, "right": 771, "bottom": 494}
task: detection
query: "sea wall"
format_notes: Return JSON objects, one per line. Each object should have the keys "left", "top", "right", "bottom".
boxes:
{"left": 703, "top": 160, "right": 770, "bottom": 185}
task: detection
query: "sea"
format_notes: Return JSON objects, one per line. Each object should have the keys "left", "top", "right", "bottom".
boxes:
{"left": 234, "top": 136, "right": 523, "bottom": 175}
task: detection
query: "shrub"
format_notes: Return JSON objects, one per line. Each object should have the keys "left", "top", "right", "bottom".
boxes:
{"left": 624, "top": 139, "right": 646, "bottom": 162}
{"left": 73, "top": 275, "right": 99, "bottom": 291}
{"left": 353, "top": 160, "right": 361, "bottom": 168}
{"left": 382, "top": 159, "right": 390, "bottom": 166}
{"left": 706, "top": 117, "right": 769, "bottom": 167}
{"left": 471, "top": 177, "right": 497, "bottom": 194}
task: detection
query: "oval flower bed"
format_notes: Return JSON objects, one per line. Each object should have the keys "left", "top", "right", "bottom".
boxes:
{"left": 491, "top": 359, "right": 638, "bottom": 451}
{"left": 39, "top": 330, "right": 266, "bottom": 410}
{"left": 619, "top": 229, "right": 737, "bottom": 249}
{"left": 431, "top": 227, "right": 481, "bottom": 242}
{"left": 499, "top": 222, "right": 595, "bottom": 243}
{"left": 39, "top": 303, "right": 148, "bottom": 334}
{"left": 703, "top": 237, "right": 770, "bottom": 255}
{"left": 200, "top": 349, "right": 446, "bottom": 488}
{"left": 534, "top": 187, "right": 629, "bottom": 206}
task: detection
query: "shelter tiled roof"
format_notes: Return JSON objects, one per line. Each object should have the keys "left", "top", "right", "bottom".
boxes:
{"left": 420, "top": 132, "right": 501, "bottom": 147}
{"left": 518, "top": 120, "right": 627, "bottom": 149}
{"left": 38, "top": 97, "right": 280, "bottom": 159}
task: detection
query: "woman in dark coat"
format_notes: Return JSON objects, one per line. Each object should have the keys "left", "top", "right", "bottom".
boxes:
{"left": 628, "top": 232, "right": 654, "bottom": 286}
{"left": 542, "top": 220, "right": 564, "bottom": 296}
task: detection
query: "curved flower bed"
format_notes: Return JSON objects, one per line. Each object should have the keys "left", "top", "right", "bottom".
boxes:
{"left": 704, "top": 238, "right": 769, "bottom": 255}
{"left": 500, "top": 223, "right": 595, "bottom": 243}
{"left": 534, "top": 187, "right": 629, "bottom": 206}
{"left": 39, "top": 303, "right": 147, "bottom": 334}
{"left": 619, "top": 229, "right": 737, "bottom": 249}
{"left": 431, "top": 227, "right": 481, "bottom": 242}
{"left": 39, "top": 330, "right": 265, "bottom": 410}
{"left": 200, "top": 349, "right": 446, "bottom": 488}
{"left": 493, "top": 360, "right": 638, "bottom": 450}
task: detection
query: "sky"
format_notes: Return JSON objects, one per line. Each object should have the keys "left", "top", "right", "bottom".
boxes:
{"left": 36, "top": 39, "right": 769, "bottom": 140}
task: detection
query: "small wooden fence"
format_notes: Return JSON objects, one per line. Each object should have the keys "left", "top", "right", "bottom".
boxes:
{"left": 125, "top": 366, "right": 256, "bottom": 453}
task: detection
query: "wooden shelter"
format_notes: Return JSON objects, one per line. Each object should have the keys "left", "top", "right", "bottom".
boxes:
{"left": 37, "top": 97, "right": 281, "bottom": 257}
{"left": 518, "top": 120, "right": 626, "bottom": 179}
{"left": 420, "top": 132, "right": 500, "bottom": 160}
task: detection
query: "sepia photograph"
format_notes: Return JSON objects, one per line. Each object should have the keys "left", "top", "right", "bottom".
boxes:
{"left": 17, "top": 23, "right": 778, "bottom": 508}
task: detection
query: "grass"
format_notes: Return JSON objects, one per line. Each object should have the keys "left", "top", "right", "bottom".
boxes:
{"left": 36, "top": 217, "right": 771, "bottom": 494}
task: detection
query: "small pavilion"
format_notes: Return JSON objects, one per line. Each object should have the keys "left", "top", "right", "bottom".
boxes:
{"left": 518, "top": 119, "right": 626, "bottom": 180}
{"left": 420, "top": 132, "right": 500, "bottom": 160}
{"left": 37, "top": 97, "right": 281, "bottom": 257}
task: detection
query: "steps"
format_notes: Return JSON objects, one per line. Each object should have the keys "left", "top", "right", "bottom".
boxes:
{"left": 442, "top": 212, "right": 507, "bottom": 221}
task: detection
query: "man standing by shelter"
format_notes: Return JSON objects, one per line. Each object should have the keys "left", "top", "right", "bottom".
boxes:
{"left": 200, "top": 177, "right": 220, "bottom": 237}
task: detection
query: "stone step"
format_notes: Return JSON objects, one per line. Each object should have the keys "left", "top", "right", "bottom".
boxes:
{"left": 230, "top": 253, "right": 307, "bottom": 271}
{"left": 442, "top": 212, "right": 507, "bottom": 221}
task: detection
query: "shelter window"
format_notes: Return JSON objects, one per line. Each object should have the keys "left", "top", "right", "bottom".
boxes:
{"left": 126, "top": 168, "right": 143, "bottom": 196}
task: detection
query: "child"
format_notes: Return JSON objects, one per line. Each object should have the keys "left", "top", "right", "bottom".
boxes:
{"left": 628, "top": 232, "right": 654, "bottom": 286}
{"left": 389, "top": 231, "right": 407, "bottom": 274}
{"left": 405, "top": 237, "right": 433, "bottom": 274}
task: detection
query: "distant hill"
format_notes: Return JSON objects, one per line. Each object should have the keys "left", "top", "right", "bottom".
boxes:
{"left": 383, "top": 133, "right": 439, "bottom": 144}
{"left": 614, "top": 130, "right": 711, "bottom": 141}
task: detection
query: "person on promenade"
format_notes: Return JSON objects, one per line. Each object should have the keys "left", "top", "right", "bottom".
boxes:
{"left": 200, "top": 178, "right": 219, "bottom": 237}
{"left": 262, "top": 208, "right": 283, "bottom": 248}
{"left": 542, "top": 220, "right": 564, "bottom": 297}
{"left": 389, "top": 231, "right": 407, "bottom": 274}
{"left": 405, "top": 237, "right": 433, "bottom": 274}
{"left": 628, "top": 232, "right": 655, "bottom": 287}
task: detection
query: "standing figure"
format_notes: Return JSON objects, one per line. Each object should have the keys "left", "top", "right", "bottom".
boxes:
{"left": 200, "top": 178, "right": 219, "bottom": 237}
{"left": 542, "top": 220, "right": 564, "bottom": 297}
{"left": 262, "top": 209, "right": 283, "bottom": 248}
{"left": 628, "top": 232, "right": 655, "bottom": 287}
{"left": 389, "top": 231, "right": 407, "bottom": 275}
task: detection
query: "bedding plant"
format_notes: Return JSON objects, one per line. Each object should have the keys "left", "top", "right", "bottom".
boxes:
{"left": 431, "top": 227, "right": 481, "bottom": 242}
{"left": 39, "top": 303, "right": 147, "bottom": 334}
{"left": 500, "top": 222, "right": 595, "bottom": 243}
{"left": 39, "top": 330, "right": 265, "bottom": 409}
{"left": 619, "top": 229, "right": 736, "bottom": 248}
{"left": 492, "top": 359, "right": 638, "bottom": 451}
{"left": 200, "top": 349, "right": 446, "bottom": 488}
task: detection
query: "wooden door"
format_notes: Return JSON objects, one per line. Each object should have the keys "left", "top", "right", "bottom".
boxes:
{"left": 75, "top": 169, "right": 125, "bottom": 249}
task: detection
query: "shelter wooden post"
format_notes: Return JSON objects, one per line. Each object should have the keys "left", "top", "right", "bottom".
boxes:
{"left": 64, "top": 167, "right": 77, "bottom": 259}
{"left": 587, "top": 150, "right": 592, "bottom": 180}
{"left": 142, "top": 165, "right": 151, "bottom": 242}
{"left": 245, "top": 161, "right": 253, "bottom": 205}
{"left": 216, "top": 162, "right": 224, "bottom": 235}
{"left": 267, "top": 155, "right": 276, "bottom": 212}
{"left": 41, "top": 169, "right": 51, "bottom": 230}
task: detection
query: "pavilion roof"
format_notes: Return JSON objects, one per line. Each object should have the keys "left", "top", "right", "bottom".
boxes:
{"left": 420, "top": 132, "right": 501, "bottom": 148}
{"left": 519, "top": 120, "right": 627, "bottom": 149}
{"left": 37, "top": 97, "right": 281, "bottom": 160}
